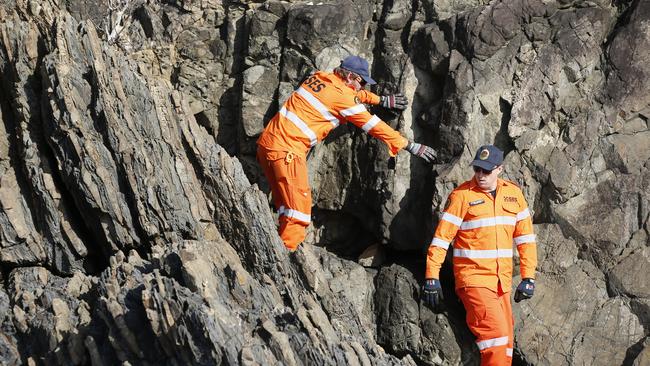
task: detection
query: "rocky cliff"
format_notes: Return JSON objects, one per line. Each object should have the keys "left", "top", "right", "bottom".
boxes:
{"left": 0, "top": 0, "right": 648, "bottom": 365}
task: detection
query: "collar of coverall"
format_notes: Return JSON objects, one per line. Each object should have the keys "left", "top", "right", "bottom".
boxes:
{"left": 329, "top": 71, "right": 357, "bottom": 92}
{"left": 469, "top": 176, "right": 506, "bottom": 192}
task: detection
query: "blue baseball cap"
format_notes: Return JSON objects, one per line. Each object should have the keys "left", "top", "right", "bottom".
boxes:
{"left": 471, "top": 145, "right": 504, "bottom": 170}
{"left": 340, "top": 56, "right": 376, "bottom": 85}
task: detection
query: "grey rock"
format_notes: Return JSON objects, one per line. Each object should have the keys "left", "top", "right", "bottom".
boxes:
{"left": 513, "top": 261, "right": 609, "bottom": 365}
{"left": 601, "top": 130, "right": 650, "bottom": 175}
{"left": 0, "top": 7, "right": 87, "bottom": 274}
{"left": 241, "top": 64, "right": 279, "bottom": 137}
{"left": 1, "top": 0, "right": 649, "bottom": 364}
{"left": 609, "top": 247, "right": 650, "bottom": 299}
{"left": 602, "top": 0, "right": 650, "bottom": 112}
{"left": 285, "top": 0, "right": 373, "bottom": 63}
{"left": 0, "top": 289, "right": 19, "bottom": 366}
{"left": 375, "top": 264, "right": 465, "bottom": 365}
{"left": 552, "top": 174, "right": 642, "bottom": 271}
{"left": 531, "top": 224, "right": 579, "bottom": 275}
{"left": 358, "top": 243, "right": 387, "bottom": 268}
{"left": 7, "top": 266, "right": 91, "bottom": 365}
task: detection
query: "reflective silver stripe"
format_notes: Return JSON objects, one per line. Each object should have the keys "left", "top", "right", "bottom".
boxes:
{"left": 441, "top": 212, "right": 463, "bottom": 227}
{"left": 280, "top": 107, "right": 317, "bottom": 146}
{"left": 278, "top": 206, "right": 311, "bottom": 223}
{"left": 506, "top": 348, "right": 513, "bottom": 357}
{"left": 361, "top": 115, "right": 380, "bottom": 132}
{"left": 516, "top": 208, "right": 530, "bottom": 221}
{"left": 296, "top": 87, "right": 339, "bottom": 127}
{"left": 340, "top": 104, "right": 367, "bottom": 116}
{"left": 514, "top": 234, "right": 536, "bottom": 246}
{"left": 431, "top": 237, "right": 450, "bottom": 249}
{"left": 453, "top": 248, "right": 513, "bottom": 259}
{"left": 476, "top": 336, "right": 508, "bottom": 350}
{"left": 460, "top": 216, "right": 517, "bottom": 230}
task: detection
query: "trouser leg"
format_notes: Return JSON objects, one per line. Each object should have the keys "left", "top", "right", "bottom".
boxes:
{"left": 256, "top": 147, "right": 311, "bottom": 251}
{"left": 501, "top": 284, "right": 514, "bottom": 360}
{"left": 457, "top": 286, "right": 513, "bottom": 366}
{"left": 257, "top": 147, "right": 282, "bottom": 208}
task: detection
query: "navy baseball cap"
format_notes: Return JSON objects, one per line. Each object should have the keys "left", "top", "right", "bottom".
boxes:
{"left": 471, "top": 145, "right": 503, "bottom": 170}
{"left": 340, "top": 56, "right": 376, "bottom": 85}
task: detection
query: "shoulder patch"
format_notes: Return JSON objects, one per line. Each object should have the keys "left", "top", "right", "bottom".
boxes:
{"left": 504, "top": 179, "right": 520, "bottom": 188}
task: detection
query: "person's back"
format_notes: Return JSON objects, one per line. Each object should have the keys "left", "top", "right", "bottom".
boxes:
{"left": 256, "top": 55, "right": 436, "bottom": 251}
{"left": 258, "top": 70, "right": 403, "bottom": 158}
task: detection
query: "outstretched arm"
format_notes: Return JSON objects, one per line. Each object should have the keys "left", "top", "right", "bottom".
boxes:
{"left": 341, "top": 106, "right": 435, "bottom": 161}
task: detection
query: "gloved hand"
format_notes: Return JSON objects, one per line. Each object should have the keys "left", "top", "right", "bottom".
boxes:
{"left": 422, "top": 278, "right": 443, "bottom": 311}
{"left": 380, "top": 93, "right": 408, "bottom": 110}
{"left": 406, "top": 142, "right": 437, "bottom": 163}
{"left": 514, "top": 278, "right": 535, "bottom": 303}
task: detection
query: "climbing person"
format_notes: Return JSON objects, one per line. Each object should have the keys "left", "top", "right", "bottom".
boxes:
{"left": 421, "top": 144, "right": 537, "bottom": 365}
{"left": 257, "top": 55, "right": 436, "bottom": 251}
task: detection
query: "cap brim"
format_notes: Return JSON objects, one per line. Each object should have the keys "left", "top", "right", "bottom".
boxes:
{"left": 471, "top": 159, "right": 497, "bottom": 170}
{"left": 362, "top": 75, "right": 376, "bottom": 85}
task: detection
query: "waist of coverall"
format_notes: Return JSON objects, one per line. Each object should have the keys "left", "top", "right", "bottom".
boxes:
{"left": 257, "top": 143, "right": 305, "bottom": 164}
{"left": 257, "top": 119, "right": 312, "bottom": 159}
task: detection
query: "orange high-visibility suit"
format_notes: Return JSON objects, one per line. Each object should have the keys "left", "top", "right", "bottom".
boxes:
{"left": 257, "top": 71, "right": 408, "bottom": 250}
{"left": 425, "top": 177, "right": 537, "bottom": 365}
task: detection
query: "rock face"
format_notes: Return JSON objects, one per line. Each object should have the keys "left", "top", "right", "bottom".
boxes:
{"left": 0, "top": 0, "right": 648, "bottom": 365}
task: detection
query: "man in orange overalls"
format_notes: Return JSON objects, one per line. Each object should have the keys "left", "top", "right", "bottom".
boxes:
{"left": 257, "top": 55, "right": 436, "bottom": 251}
{"left": 422, "top": 145, "right": 537, "bottom": 365}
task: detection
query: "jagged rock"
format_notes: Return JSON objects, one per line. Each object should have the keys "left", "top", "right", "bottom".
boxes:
{"left": 0, "top": 0, "right": 649, "bottom": 364}
{"left": 552, "top": 174, "right": 644, "bottom": 271}
{"left": 7, "top": 266, "right": 91, "bottom": 365}
{"left": 531, "top": 224, "right": 579, "bottom": 275}
{"left": 241, "top": 2, "right": 287, "bottom": 142}
{"left": 609, "top": 247, "right": 650, "bottom": 299}
{"left": 4, "top": 240, "right": 411, "bottom": 365}
{"left": 0, "top": 289, "right": 20, "bottom": 366}
{"left": 570, "top": 297, "right": 645, "bottom": 365}
{"left": 511, "top": 223, "right": 647, "bottom": 365}
{"left": 0, "top": 7, "right": 88, "bottom": 274}
{"left": 358, "top": 243, "right": 387, "bottom": 268}
{"left": 602, "top": 0, "right": 650, "bottom": 112}
{"left": 375, "top": 264, "right": 470, "bottom": 365}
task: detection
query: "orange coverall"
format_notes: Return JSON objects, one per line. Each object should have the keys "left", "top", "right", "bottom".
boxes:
{"left": 257, "top": 71, "right": 408, "bottom": 250}
{"left": 425, "top": 177, "right": 537, "bottom": 365}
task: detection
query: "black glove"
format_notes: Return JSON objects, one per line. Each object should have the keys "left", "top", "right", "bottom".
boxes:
{"left": 422, "top": 278, "right": 443, "bottom": 311}
{"left": 514, "top": 278, "right": 535, "bottom": 303}
{"left": 380, "top": 93, "right": 408, "bottom": 110}
{"left": 406, "top": 142, "right": 437, "bottom": 163}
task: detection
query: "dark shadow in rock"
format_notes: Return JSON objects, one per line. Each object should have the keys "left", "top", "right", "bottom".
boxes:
{"left": 217, "top": 85, "right": 241, "bottom": 155}
{"left": 622, "top": 335, "right": 648, "bottom": 366}
{"left": 495, "top": 97, "right": 515, "bottom": 156}
{"left": 311, "top": 208, "right": 375, "bottom": 260}
{"left": 217, "top": 11, "right": 249, "bottom": 156}
{"left": 375, "top": 249, "right": 479, "bottom": 364}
